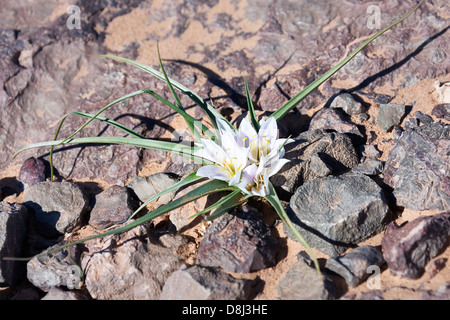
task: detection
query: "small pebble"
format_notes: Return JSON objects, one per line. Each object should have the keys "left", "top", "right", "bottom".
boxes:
{"left": 18, "top": 157, "right": 46, "bottom": 187}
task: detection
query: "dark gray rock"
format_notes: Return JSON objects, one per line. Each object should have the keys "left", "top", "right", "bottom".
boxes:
{"left": 383, "top": 122, "right": 450, "bottom": 210}
{"left": 376, "top": 104, "right": 407, "bottom": 132}
{"left": 127, "top": 173, "right": 179, "bottom": 204}
{"left": 196, "top": 205, "right": 277, "bottom": 273}
{"left": 415, "top": 111, "right": 433, "bottom": 125}
{"left": 277, "top": 252, "right": 336, "bottom": 300}
{"left": 163, "top": 160, "right": 202, "bottom": 179}
{"left": 4, "top": 68, "right": 32, "bottom": 99}
{"left": 404, "top": 117, "right": 419, "bottom": 130}
{"left": 330, "top": 93, "right": 365, "bottom": 116}
{"left": 18, "top": 157, "right": 46, "bottom": 187}
{"left": 361, "top": 144, "right": 382, "bottom": 159}
{"left": 309, "top": 107, "right": 363, "bottom": 137}
{"left": 325, "top": 245, "right": 385, "bottom": 288}
{"left": 89, "top": 185, "right": 136, "bottom": 230}
{"left": 358, "top": 113, "right": 370, "bottom": 121}
{"left": 23, "top": 181, "right": 89, "bottom": 237}
{"left": 286, "top": 173, "right": 391, "bottom": 256}
{"left": 309, "top": 153, "right": 332, "bottom": 177}
{"left": 0, "top": 201, "right": 29, "bottom": 286}
{"left": 381, "top": 212, "right": 450, "bottom": 279}
{"left": 393, "top": 126, "right": 404, "bottom": 141}
{"left": 272, "top": 129, "right": 359, "bottom": 195}
{"left": 352, "top": 159, "right": 384, "bottom": 176}
{"left": 27, "top": 241, "right": 84, "bottom": 292}
{"left": 160, "top": 265, "right": 253, "bottom": 300}
{"left": 81, "top": 224, "right": 189, "bottom": 300}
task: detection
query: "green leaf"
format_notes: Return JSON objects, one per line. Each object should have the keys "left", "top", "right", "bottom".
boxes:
{"left": 244, "top": 78, "right": 260, "bottom": 132}
{"left": 57, "top": 90, "right": 149, "bottom": 146}
{"left": 48, "top": 90, "right": 150, "bottom": 180}
{"left": 271, "top": 1, "right": 423, "bottom": 121}
{"left": 15, "top": 136, "right": 210, "bottom": 164}
{"left": 188, "top": 188, "right": 242, "bottom": 219}
{"left": 142, "top": 89, "right": 213, "bottom": 139}
{"left": 264, "top": 182, "right": 320, "bottom": 274}
{"left": 71, "top": 112, "right": 145, "bottom": 138}
{"left": 156, "top": 44, "right": 201, "bottom": 140}
{"left": 206, "top": 194, "right": 250, "bottom": 222}
{"left": 91, "top": 54, "right": 234, "bottom": 135}
{"left": 129, "top": 172, "right": 205, "bottom": 220}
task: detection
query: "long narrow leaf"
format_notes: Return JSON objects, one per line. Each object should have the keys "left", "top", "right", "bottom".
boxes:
{"left": 91, "top": 54, "right": 235, "bottom": 135}
{"left": 49, "top": 89, "right": 150, "bottom": 180}
{"left": 271, "top": 1, "right": 423, "bottom": 121}
{"left": 156, "top": 44, "right": 201, "bottom": 140}
{"left": 143, "top": 89, "right": 214, "bottom": 139}
{"left": 157, "top": 44, "right": 184, "bottom": 114}
{"left": 58, "top": 90, "right": 149, "bottom": 146}
{"left": 206, "top": 195, "right": 250, "bottom": 222}
{"left": 264, "top": 182, "right": 320, "bottom": 274}
{"left": 15, "top": 136, "right": 210, "bottom": 164}
{"left": 129, "top": 172, "right": 205, "bottom": 220}
{"left": 189, "top": 188, "right": 242, "bottom": 219}
{"left": 4, "top": 179, "right": 234, "bottom": 261}
{"left": 244, "top": 79, "right": 260, "bottom": 132}
{"left": 72, "top": 112, "right": 145, "bottom": 138}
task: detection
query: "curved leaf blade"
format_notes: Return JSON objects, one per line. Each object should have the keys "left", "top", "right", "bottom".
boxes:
{"left": 70, "top": 111, "right": 145, "bottom": 138}
{"left": 15, "top": 136, "right": 210, "bottom": 164}
{"left": 244, "top": 78, "right": 260, "bottom": 132}
{"left": 91, "top": 54, "right": 235, "bottom": 134}
{"left": 129, "top": 172, "right": 205, "bottom": 220}
{"left": 206, "top": 196, "right": 250, "bottom": 222}
{"left": 264, "top": 182, "right": 320, "bottom": 274}
{"left": 189, "top": 188, "right": 242, "bottom": 219}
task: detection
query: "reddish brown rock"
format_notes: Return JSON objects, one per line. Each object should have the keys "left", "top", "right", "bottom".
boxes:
{"left": 196, "top": 205, "right": 278, "bottom": 273}
{"left": 18, "top": 157, "right": 46, "bottom": 187}
{"left": 381, "top": 212, "right": 450, "bottom": 279}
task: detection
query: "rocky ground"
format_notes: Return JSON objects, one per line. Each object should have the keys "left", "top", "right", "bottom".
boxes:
{"left": 0, "top": 0, "right": 449, "bottom": 300}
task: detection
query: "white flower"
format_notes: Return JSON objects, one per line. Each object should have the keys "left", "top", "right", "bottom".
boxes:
{"left": 236, "top": 156, "right": 290, "bottom": 197}
{"left": 238, "top": 116, "right": 293, "bottom": 165}
{"left": 194, "top": 118, "right": 248, "bottom": 186}
{"left": 194, "top": 116, "right": 293, "bottom": 196}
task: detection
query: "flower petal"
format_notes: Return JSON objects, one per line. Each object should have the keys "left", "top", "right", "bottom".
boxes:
{"left": 266, "top": 158, "right": 290, "bottom": 177}
{"left": 258, "top": 116, "right": 278, "bottom": 141}
{"left": 238, "top": 116, "right": 257, "bottom": 147}
{"left": 196, "top": 165, "right": 230, "bottom": 181}
{"left": 194, "top": 138, "right": 227, "bottom": 163}
{"left": 216, "top": 118, "right": 235, "bottom": 138}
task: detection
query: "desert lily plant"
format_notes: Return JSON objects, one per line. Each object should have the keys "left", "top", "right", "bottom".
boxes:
{"left": 10, "top": 2, "right": 422, "bottom": 273}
